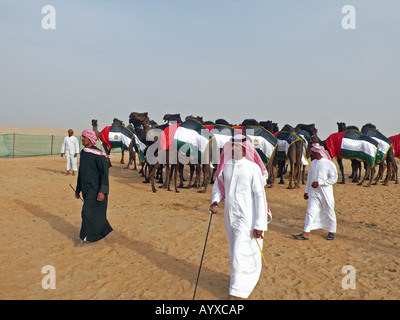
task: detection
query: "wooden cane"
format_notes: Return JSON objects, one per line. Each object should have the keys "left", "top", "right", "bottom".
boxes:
{"left": 193, "top": 211, "right": 213, "bottom": 300}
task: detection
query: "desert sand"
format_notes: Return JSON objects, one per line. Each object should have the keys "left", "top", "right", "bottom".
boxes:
{"left": 1, "top": 126, "right": 399, "bottom": 300}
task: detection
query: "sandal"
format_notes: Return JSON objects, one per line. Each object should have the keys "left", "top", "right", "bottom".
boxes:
{"left": 327, "top": 232, "right": 335, "bottom": 240}
{"left": 292, "top": 233, "right": 309, "bottom": 240}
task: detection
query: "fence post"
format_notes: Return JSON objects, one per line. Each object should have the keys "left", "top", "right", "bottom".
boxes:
{"left": 51, "top": 135, "right": 54, "bottom": 155}
{"left": 13, "top": 133, "right": 15, "bottom": 158}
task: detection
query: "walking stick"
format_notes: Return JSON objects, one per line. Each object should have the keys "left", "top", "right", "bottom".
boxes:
{"left": 255, "top": 236, "right": 268, "bottom": 268}
{"left": 69, "top": 184, "right": 84, "bottom": 202}
{"left": 193, "top": 211, "right": 213, "bottom": 300}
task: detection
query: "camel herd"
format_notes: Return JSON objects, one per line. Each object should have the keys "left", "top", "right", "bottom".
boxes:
{"left": 91, "top": 113, "right": 400, "bottom": 193}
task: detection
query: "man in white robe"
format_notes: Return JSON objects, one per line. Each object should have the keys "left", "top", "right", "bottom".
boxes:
{"left": 61, "top": 129, "right": 80, "bottom": 175}
{"left": 293, "top": 143, "right": 338, "bottom": 240}
{"left": 209, "top": 135, "right": 271, "bottom": 299}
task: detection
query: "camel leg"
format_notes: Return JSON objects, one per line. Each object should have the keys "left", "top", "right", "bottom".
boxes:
{"left": 149, "top": 163, "right": 160, "bottom": 192}
{"left": 337, "top": 158, "right": 345, "bottom": 184}
{"left": 382, "top": 161, "right": 391, "bottom": 186}
{"left": 167, "top": 164, "right": 174, "bottom": 191}
{"left": 295, "top": 162, "right": 301, "bottom": 188}
{"left": 366, "top": 166, "right": 376, "bottom": 187}
{"left": 132, "top": 152, "right": 137, "bottom": 170}
{"left": 287, "top": 162, "right": 294, "bottom": 189}
{"left": 186, "top": 165, "right": 195, "bottom": 188}
{"left": 174, "top": 162, "right": 180, "bottom": 193}
{"left": 143, "top": 163, "right": 150, "bottom": 183}
{"left": 393, "top": 161, "right": 398, "bottom": 184}
{"left": 210, "top": 167, "right": 216, "bottom": 184}
{"left": 162, "top": 165, "right": 170, "bottom": 189}
{"left": 195, "top": 165, "right": 202, "bottom": 188}
{"left": 373, "top": 162, "right": 384, "bottom": 185}
{"left": 120, "top": 149, "right": 125, "bottom": 164}
{"left": 358, "top": 164, "right": 370, "bottom": 186}
{"left": 199, "top": 164, "right": 210, "bottom": 193}
{"left": 178, "top": 164, "right": 185, "bottom": 188}
{"left": 301, "top": 165, "right": 306, "bottom": 185}
{"left": 278, "top": 160, "right": 285, "bottom": 184}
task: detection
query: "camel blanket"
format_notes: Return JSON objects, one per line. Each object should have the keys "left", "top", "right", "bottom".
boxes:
{"left": 205, "top": 124, "right": 239, "bottom": 165}
{"left": 160, "top": 122, "right": 181, "bottom": 151}
{"left": 389, "top": 134, "right": 400, "bottom": 158}
{"left": 100, "top": 125, "right": 146, "bottom": 161}
{"left": 295, "top": 128, "right": 312, "bottom": 166}
{"left": 361, "top": 128, "right": 392, "bottom": 164}
{"left": 173, "top": 118, "right": 213, "bottom": 164}
{"left": 275, "top": 131, "right": 302, "bottom": 160}
{"left": 219, "top": 125, "right": 278, "bottom": 165}
{"left": 241, "top": 126, "right": 278, "bottom": 165}
{"left": 100, "top": 125, "right": 133, "bottom": 150}
{"left": 326, "top": 130, "right": 379, "bottom": 167}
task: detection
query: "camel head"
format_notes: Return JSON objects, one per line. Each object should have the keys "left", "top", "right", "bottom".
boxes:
{"left": 163, "top": 113, "right": 182, "bottom": 123}
{"left": 337, "top": 122, "right": 346, "bottom": 132}
{"left": 129, "top": 112, "right": 149, "bottom": 126}
{"left": 215, "top": 118, "right": 233, "bottom": 127}
{"left": 241, "top": 119, "right": 259, "bottom": 126}
{"left": 281, "top": 124, "right": 295, "bottom": 132}
{"left": 346, "top": 125, "right": 360, "bottom": 132}
{"left": 259, "top": 120, "right": 275, "bottom": 133}
{"left": 362, "top": 123, "right": 376, "bottom": 130}
{"left": 92, "top": 119, "right": 98, "bottom": 128}
{"left": 112, "top": 118, "right": 124, "bottom": 126}
{"left": 296, "top": 123, "right": 318, "bottom": 136}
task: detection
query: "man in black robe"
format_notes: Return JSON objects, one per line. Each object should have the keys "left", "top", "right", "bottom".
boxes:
{"left": 74, "top": 129, "right": 113, "bottom": 247}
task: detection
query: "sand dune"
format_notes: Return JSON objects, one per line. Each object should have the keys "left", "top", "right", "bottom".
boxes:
{"left": 1, "top": 127, "right": 399, "bottom": 300}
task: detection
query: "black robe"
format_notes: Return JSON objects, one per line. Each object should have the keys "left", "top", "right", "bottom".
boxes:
{"left": 76, "top": 146, "right": 113, "bottom": 242}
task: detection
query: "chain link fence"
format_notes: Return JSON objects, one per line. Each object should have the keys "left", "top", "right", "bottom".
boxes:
{"left": 0, "top": 134, "right": 118, "bottom": 158}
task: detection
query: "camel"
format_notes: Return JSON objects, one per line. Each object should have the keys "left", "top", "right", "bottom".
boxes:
{"left": 313, "top": 124, "right": 380, "bottom": 187}
{"left": 92, "top": 118, "right": 141, "bottom": 171}
{"left": 208, "top": 118, "right": 236, "bottom": 184}
{"left": 294, "top": 123, "right": 318, "bottom": 184}
{"left": 239, "top": 120, "right": 279, "bottom": 188}
{"left": 92, "top": 118, "right": 126, "bottom": 167}
{"left": 311, "top": 122, "right": 350, "bottom": 184}
{"left": 175, "top": 115, "right": 214, "bottom": 193}
{"left": 129, "top": 112, "right": 179, "bottom": 193}
{"left": 361, "top": 123, "right": 397, "bottom": 186}
{"left": 275, "top": 124, "right": 304, "bottom": 189}
{"left": 163, "top": 113, "right": 182, "bottom": 123}
{"left": 259, "top": 120, "right": 282, "bottom": 186}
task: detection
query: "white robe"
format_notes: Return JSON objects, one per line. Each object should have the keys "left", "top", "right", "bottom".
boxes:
{"left": 304, "top": 158, "right": 338, "bottom": 233}
{"left": 61, "top": 136, "right": 80, "bottom": 171}
{"left": 211, "top": 157, "right": 270, "bottom": 298}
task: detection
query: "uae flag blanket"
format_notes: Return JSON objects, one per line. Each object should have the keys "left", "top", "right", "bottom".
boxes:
{"left": 241, "top": 126, "right": 278, "bottom": 165}
{"left": 389, "top": 134, "right": 400, "bottom": 158}
{"left": 160, "top": 122, "right": 181, "bottom": 151}
{"left": 325, "top": 130, "right": 379, "bottom": 167}
{"left": 127, "top": 124, "right": 147, "bottom": 161}
{"left": 101, "top": 124, "right": 134, "bottom": 150}
{"left": 173, "top": 118, "right": 213, "bottom": 164}
{"left": 361, "top": 127, "right": 392, "bottom": 164}
{"left": 205, "top": 124, "right": 240, "bottom": 165}
{"left": 275, "top": 130, "right": 303, "bottom": 160}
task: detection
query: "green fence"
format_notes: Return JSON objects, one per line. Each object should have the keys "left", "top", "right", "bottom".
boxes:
{"left": 0, "top": 134, "right": 119, "bottom": 158}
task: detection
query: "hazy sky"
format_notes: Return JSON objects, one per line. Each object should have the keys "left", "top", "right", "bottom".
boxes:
{"left": 1, "top": 0, "right": 399, "bottom": 139}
